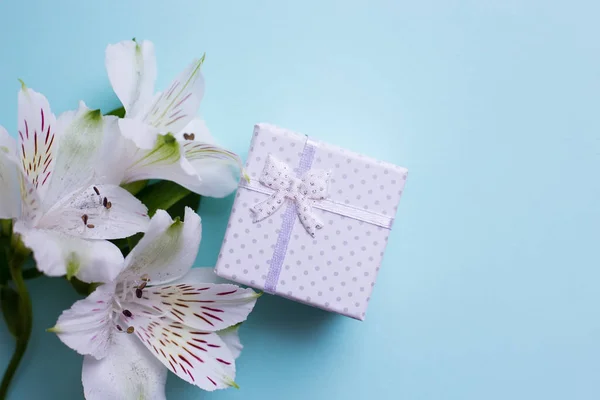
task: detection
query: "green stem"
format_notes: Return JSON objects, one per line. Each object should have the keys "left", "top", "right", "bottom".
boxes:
{"left": 68, "top": 276, "right": 99, "bottom": 297}
{"left": 0, "top": 220, "right": 11, "bottom": 237}
{"left": 0, "top": 248, "right": 31, "bottom": 399}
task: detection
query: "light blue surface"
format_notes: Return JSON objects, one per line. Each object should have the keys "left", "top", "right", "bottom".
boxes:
{"left": 1, "top": 1, "right": 599, "bottom": 399}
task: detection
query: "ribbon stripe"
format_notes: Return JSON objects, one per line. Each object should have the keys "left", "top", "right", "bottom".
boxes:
{"left": 241, "top": 180, "right": 393, "bottom": 229}
{"left": 262, "top": 138, "right": 317, "bottom": 293}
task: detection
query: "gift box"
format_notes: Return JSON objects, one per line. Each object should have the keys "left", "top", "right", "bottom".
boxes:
{"left": 215, "top": 124, "right": 408, "bottom": 320}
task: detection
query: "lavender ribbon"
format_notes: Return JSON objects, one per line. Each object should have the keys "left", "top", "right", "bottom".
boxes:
{"left": 264, "top": 139, "right": 316, "bottom": 293}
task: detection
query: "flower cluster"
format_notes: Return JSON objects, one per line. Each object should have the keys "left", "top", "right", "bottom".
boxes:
{"left": 0, "top": 39, "right": 259, "bottom": 399}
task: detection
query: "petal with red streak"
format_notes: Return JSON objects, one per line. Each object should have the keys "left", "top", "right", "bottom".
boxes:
{"left": 130, "top": 315, "right": 237, "bottom": 391}
{"left": 139, "top": 283, "right": 259, "bottom": 331}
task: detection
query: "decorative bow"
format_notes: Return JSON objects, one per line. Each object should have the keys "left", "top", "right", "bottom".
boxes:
{"left": 250, "top": 155, "right": 331, "bottom": 237}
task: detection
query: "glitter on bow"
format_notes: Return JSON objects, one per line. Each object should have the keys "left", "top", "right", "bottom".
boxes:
{"left": 250, "top": 154, "right": 331, "bottom": 236}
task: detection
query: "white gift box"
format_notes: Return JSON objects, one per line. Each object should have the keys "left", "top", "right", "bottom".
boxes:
{"left": 215, "top": 124, "right": 408, "bottom": 320}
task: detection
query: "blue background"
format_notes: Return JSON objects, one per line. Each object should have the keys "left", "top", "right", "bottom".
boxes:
{"left": 1, "top": 1, "right": 599, "bottom": 399}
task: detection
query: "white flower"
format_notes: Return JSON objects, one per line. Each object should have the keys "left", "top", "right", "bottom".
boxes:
{"left": 0, "top": 86, "right": 150, "bottom": 282}
{"left": 100, "top": 39, "right": 246, "bottom": 198}
{"left": 50, "top": 208, "right": 260, "bottom": 398}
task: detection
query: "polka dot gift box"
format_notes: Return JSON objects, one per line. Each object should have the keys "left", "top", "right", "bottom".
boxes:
{"left": 215, "top": 124, "right": 408, "bottom": 320}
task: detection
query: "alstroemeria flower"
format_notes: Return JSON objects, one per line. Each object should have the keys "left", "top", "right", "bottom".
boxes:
{"left": 100, "top": 39, "right": 245, "bottom": 198}
{"left": 51, "top": 208, "right": 260, "bottom": 398}
{"left": 0, "top": 87, "right": 149, "bottom": 282}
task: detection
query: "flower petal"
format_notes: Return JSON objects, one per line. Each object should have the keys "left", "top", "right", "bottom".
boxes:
{"left": 177, "top": 118, "right": 244, "bottom": 197}
{"left": 82, "top": 333, "right": 167, "bottom": 400}
{"left": 169, "top": 267, "right": 230, "bottom": 286}
{"left": 17, "top": 87, "right": 57, "bottom": 200}
{"left": 182, "top": 143, "right": 243, "bottom": 197}
{"left": 120, "top": 207, "right": 201, "bottom": 285}
{"left": 120, "top": 132, "right": 199, "bottom": 190}
{"left": 17, "top": 170, "right": 43, "bottom": 223}
{"left": 176, "top": 118, "right": 215, "bottom": 144}
{"left": 42, "top": 103, "right": 111, "bottom": 210}
{"left": 217, "top": 324, "right": 243, "bottom": 360}
{"left": 143, "top": 57, "right": 205, "bottom": 133}
{"left": 139, "top": 282, "right": 259, "bottom": 331}
{"left": 15, "top": 223, "right": 124, "bottom": 282}
{"left": 106, "top": 40, "right": 157, "bottom": 118}
{"left": 94, "top": 117, "right": 130, "bottom": 185}
{"left": 118, "top": 117, "right": 160, "bottom": 150}
{"left": 166, "top": 267, "right": 251, "bottom": 355}
{"left": 50, "top": 282, "right": 116, "bottom": 359}
{"left": 0, "top": 126, "right": 21, "bottom": 218}
{"left": 131, "top": 316, "right": 236, "bottom": 391}
{"left": 38, "top": 184, "right": 149, "bottom": 240}
{"left": 0, "top": 128, "right": 41, "bottom": 222}
{"left": 0, "top": 126, "right": 16, "bottom": 149}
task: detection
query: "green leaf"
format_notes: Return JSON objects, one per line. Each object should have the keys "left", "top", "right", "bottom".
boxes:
{"left": 110, "top": 237, "right": 131, "bottom": 253}
{"left": 127, "top": 232, "right": 144, "bottom": 251}
{"left": 121, "top": 180, "right": 148, "bottom": 195}
{"left": 1, "top": 286, "right": 21, "bottom": 338}
{"left": 1, "top": 247, "right": 32, "bottom": 398}
{"left": 0, "top": 246, "right": 8, "bottom": 286}
{"left": 105, "top": 106, "right": 125, "bottom": 118}
{"left": 167, "top": 192, "right": 201, "bottom": 219}
{"left": 1, "top": 220, "right": 11, "bottom": 286}
{"left": 68, "top": 277, "right": 98, "bottom": 296}
{"left": 136, "top": 181, "right": 192, "bottom": 218}
{"left": 0, "top": 263, "right": 8, "bottom": 286}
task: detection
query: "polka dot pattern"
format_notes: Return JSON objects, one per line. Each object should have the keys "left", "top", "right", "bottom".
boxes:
{"left": 215, "top": 123, "right": 408, "bottom": 321}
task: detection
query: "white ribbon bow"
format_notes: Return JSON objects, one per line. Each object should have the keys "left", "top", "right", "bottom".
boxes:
{"left": 250, "top": 155, "right": 331, "bottom": 237}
